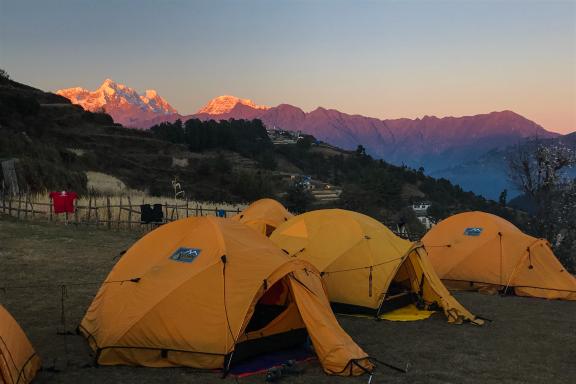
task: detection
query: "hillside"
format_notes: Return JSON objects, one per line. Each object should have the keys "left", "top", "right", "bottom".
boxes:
{"left": 56, "top": 80, "right": 564, "bottom": 200}
{"left": 1, "top": 76, "right": 526, "bottom": 232}
{"left": 0, "top": 77, "right": 253, "bottom": 201}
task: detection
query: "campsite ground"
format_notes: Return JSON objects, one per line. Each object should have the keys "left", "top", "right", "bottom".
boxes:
{"left": 1, "top": 218, "right": 574, "bottom": 384}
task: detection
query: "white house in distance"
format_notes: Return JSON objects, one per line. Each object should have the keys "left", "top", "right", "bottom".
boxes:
{"left": 411, "top": 201, "right": 435, "bottom": 229}
{"left": 266, "top": 127, "right": 300, "bottom": 145}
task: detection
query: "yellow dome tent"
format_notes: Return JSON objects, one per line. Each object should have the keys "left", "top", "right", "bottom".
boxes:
{"left": 422, "top": 211, "right": 576, "bottom": 300}
{"left": 231, "top": 199, "right": 293, "bottom": 236}
{"left": 79, "top": 216, "right": 372, "bottom": 376}
{"left": 270, "top": 209, "right": 482, "bottom": 324}
{"left": 0, "top": 305, "right": 41, "bottom": 384}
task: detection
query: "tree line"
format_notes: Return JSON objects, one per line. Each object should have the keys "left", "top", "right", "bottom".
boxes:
{"left": 150, "top": 118, "right": 277, "bottom": 169}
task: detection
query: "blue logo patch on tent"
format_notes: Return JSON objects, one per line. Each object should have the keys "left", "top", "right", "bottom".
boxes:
{"left": 170, "top": 247, "right": 201, "bottom": 263}
{"left": 464, "top": 227, "right": 483, "bottom": 236}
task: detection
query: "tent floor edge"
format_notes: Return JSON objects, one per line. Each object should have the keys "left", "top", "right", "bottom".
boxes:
{"left": 231, "top": 328, "right": 308, "bottom": 367}
{"left": 331, "top": 302, "right": 377, "bottom": 316}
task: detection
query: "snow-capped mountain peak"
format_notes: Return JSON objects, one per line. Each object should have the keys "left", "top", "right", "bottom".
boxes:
{"left": 56, "top": 79, "right": 177, "bottom": 127}
{"left": 144, "top": 89, "right": 158, "bottom": 99}
{"left": 197, "top": 95, "right": 269, "bottom": 115}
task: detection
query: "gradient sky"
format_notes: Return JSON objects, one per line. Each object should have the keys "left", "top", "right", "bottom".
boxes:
{"left": 1, "top": 0, "right": 574, "bottom": 133}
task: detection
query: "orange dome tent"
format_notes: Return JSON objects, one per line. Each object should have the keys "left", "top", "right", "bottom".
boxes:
{"left": 231, "top": 199, "right": 293, "bottom": 236}
{"left": 0, "top": 305, "right": 41, "bottom": 384}
{"left": 270, "top": 209, "right": 483, "bottom": 324}
{"left": 79, "top": 216, "right": 372, "bottom": 376}
{"left": 422, "top": 211, "right": 576, "bottom": 300}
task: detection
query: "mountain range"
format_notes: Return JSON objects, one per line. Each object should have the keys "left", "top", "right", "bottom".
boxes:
{"left": 57, "top": 79, "right": 567, "bottom": 199}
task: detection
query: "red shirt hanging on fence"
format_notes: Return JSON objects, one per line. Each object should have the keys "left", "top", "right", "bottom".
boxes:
{"left": 49, "top": 191, "right": 78, "bottom": 214}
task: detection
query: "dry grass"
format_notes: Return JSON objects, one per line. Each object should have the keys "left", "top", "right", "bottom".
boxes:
{"left": 171, "top": 157, "right": 189, "bottom": 167}
{"left": 86, "top": 171, "right": 132, "bottom": 195}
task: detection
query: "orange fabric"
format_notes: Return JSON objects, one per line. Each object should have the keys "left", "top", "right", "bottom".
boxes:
{"left": 406, "top": 244, "right": 482, "bottom": 324}
{"left": 270, "top": 209, "right": 481, "bottom": 324}
{"left": 0, "top": 305, "right": 41, "bottom": 384}
{"left": 422, "top": 211, "right": 576, "bottom": 300}
{"left": 231, "top": 199, "right": 293, "bottom": 236}
{"left": 289, "top": 269, "right": 373, "bottom": 375}
{"left": 80, "top": 217, "right": 371, "bottom": 376}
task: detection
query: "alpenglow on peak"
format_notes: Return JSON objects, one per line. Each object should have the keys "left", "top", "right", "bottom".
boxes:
{"left": 197, "top": 95, "right": 270, "bottom": 115}
{"left": 56, "top": 78, "right": 177, "bottom": 128}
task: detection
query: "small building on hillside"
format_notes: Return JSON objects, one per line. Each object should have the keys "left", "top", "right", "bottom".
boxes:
{"left": 411, "top": 201, "right": 435, "bottom": 229}
{"left": 266, "top": 127, "right": 299, "bottom": 145}
{"left": 290, "top": 174, "right": 313, "bottom": 190}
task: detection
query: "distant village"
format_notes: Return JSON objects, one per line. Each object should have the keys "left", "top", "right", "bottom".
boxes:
{"left": 266, "top": 127, "right": 436, "bottom": 234}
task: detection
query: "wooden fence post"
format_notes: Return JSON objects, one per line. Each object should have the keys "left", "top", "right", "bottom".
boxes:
{"left": 24, "top": 193, "right": 29, "bottom": 220}
{"left": 29, "top": 194, "right": 35, "bottom": 219}
{"left": 199, "top": 205, "right": 203, "bottom": 216}
{"left": 87, "top": 194, "right": 92, "bottom": 223}
{"left": 106, "top": 196, "right": 112, "bottom": 230}
{"left": 117, "top": 197, "right": 123, "bottom": 230}
{"left": 185, "top": 198, "right": 189, "bottom": 218}
{"left": 16, "top": 193, "right": 22, "bottom": 220}
{"left": 48, "top": 197, "right": 52, "bottom": 222}
{"left": 95, "top": 198, "right": 100, "bottom": 227}
{"left": 164, "top": 201, "right": 168, "bottom": 223}
{"left": 74, "top": 198, "right": 79, "bottom": 225}
{"left": 127, "top": 196, "right": 132, "bottom": 230}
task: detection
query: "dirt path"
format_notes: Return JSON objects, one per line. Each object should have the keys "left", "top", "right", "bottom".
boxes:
{"left": 0, "top": 218, "right": 574, "bottom": 383}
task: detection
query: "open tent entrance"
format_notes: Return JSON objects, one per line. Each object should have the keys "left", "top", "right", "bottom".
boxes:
{"left": 265, "top": 224, "right": 276, "bottom": 237}
{"left": 378, "top": 261, "right": 422, "bottom": 314}
{"left": 330, "top": 254, "right": 441, "bottom": 319}
{"left": 245, "top": 279, "right": 291, "bottom": 331}
{"left": 377, "top": 256, "right": 440, "bottom": 317}
{"left": 232, "top": 277, "right": 309, "bottom": 366}
{"left": 329, "top": 255, "right": 430, "bottom": 317}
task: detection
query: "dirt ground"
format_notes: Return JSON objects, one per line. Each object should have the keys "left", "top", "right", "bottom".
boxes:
{"left": 1, "top": 217, "right": 575, "bottom": 384}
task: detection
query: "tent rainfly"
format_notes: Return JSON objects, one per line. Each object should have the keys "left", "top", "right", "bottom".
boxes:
{"left": 0, "top": 305, "right": 41, "bottom": 384}
{"left": 422, "top": 211, "right": 576, "bottom": 300}
{"left": 231, "top": 198, "right": 293, "bottom": 237}
{"left": 79, "top": 216, "right": 373, "bottom": 376}
{"left": 270, "top": 209, "right": 483, "bottom": 324}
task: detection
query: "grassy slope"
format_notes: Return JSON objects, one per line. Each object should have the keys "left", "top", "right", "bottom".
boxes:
{"left": 0, "top": 79, "right": 266, "bottom": 201}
